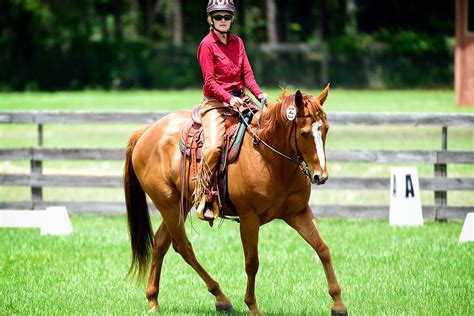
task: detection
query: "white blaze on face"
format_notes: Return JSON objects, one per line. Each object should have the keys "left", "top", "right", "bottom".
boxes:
{"left": 312, "top": 121, "right": 326, "bottom": 170}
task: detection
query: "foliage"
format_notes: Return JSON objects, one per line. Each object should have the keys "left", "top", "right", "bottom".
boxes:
{"left": 0, "top": 40, "right": 202, "bottom": 90}
{"left": 327, "top": 31, "right": 453, "bottom": 88}
{"left": 377, "top": 30, "right": 454, "bottom": 88}
{"left": 0, "top": 1, "right": 456, "bottom": 90}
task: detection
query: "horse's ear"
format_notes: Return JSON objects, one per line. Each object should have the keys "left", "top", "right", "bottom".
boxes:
{"left": 295, "top": 90, "right": 303, "bottom": 108}
{"left": 317, "top": 83, "right": 330, "bottom": 106}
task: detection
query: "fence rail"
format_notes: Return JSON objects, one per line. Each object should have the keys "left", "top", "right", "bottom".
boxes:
{"left": 1, "top": 148, "right": 473, "bottom": 163}
{"left": 1, "top": 111, "right": 473, "bottom": 219}
{"left": 2, "top": 111, "right": 474, "bottom": 125}
{"left": 1, "top": 174, "right": 473, "bottom": 191}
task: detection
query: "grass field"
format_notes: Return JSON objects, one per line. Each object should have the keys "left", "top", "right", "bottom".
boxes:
{"left": 1, "top": 89, "right": 473, "bottom": 206}
{"left": 1, "top": 89, "right": 474, "bottom": 113}
{"left": 0, "top": 215, "right": 472, "bottom": 315}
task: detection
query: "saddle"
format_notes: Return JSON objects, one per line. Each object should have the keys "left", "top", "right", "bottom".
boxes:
{"left": 179, "top": 101, "right": 261, "bottom": 217}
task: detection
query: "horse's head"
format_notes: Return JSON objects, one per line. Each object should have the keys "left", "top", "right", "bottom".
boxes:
{"left": 288, "top": 85, "right": 330, "bottom": 185}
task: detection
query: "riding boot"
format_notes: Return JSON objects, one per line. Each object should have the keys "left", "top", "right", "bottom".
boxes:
{"left": 203, "top": 186, "right": 220, "bottom": 220}
{"left": 195, "top": 173, "right": 220, "bottom": 222}
{"left": 195, "top": 196, "right": 208, "bottom": 220}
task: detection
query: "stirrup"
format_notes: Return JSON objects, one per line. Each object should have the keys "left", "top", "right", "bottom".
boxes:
{"left": 195, "top": 196, "right": 207, "bottom": 220}
{"left": 202, "top": 201, "right": 220, "bottom": 220}
{"left": 195, "top": 199, "right": 220, "bottom": 222}
{"left": 203, "top": 202, "right": 220, "bottom": 228}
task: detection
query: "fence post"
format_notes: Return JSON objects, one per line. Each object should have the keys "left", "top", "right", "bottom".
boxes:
{"left": 31, "top": 123, "right": 43, "bottom": 208}
{"left": 320, "top": 42, "right": 329, "bottom": 85}
{"left": 434, "top": 126, "right": 448, "bottom": 220}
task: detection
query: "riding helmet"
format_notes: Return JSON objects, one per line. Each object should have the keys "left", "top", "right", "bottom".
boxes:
{"left": 207, "top": 0, "right": 236, "bottom": 14}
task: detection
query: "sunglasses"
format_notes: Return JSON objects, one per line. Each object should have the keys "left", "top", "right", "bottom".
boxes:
{"left": 212, "top": 14, "right": 233, "bottom": 21}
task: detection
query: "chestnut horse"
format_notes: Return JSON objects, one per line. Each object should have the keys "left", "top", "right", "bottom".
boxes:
{"left": 124, "top": 86, "right": 348, "bottom": 315}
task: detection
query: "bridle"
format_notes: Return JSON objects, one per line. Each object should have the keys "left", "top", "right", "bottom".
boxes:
{"left": 289, "top": 115, "right": 314, "bottom": 178}
{"left": 236, "top": 103, "right": 315, "bottom": 179}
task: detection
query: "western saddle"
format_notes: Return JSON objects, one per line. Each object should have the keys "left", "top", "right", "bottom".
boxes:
{"left": 179, "top": 99, "right": 261, "bottom": 222}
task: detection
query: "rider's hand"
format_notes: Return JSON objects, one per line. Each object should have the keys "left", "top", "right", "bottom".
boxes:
{"left": 230, "top": 97, "right": 245, "bottom": 109}
{"left": 258, "top": 93, "right": 269, "bottom": 106}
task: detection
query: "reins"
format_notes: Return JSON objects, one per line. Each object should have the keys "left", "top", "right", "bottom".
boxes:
{"left": 235, "top": 102, "right": 313, "bottom": 178}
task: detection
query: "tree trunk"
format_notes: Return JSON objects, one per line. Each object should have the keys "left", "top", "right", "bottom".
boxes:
{"left": 266, "top": 0, "right": 279, "bottom": 44}
{"left": 145, "top": 0, "right": 154, "bottom": 39}
{"left": 113, "top": 3, "right": 123, "bottom": 41}
{"left": 276, "top": 0, "right": 288, "bottom": 42}
{"left": 318, "top": 0, "right": 329, "bottom": 40}
{"left": 345, "top": 0, "right": 357, "bottom": 35}
{"left": 300, "top": 0, "right": 313, "bottom": 41}
{"left": 101, "top": 14, "right": 109, "bottom": 41}
{"left": 173, "top": 0, "right": 183, "bottom": 47}
{"left": 130, "top": 0, "right": 140, "bottom": 38}
{"left": 236, "top": 0, "right": 246, "bottom": 41}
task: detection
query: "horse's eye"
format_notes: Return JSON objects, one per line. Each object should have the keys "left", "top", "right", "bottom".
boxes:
{"left": 299, "top": 131, "right": 307, "bottom": 137}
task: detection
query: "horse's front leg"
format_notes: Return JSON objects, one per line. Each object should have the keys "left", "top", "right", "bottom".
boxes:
{"left": 284, "top": 206, "right": 348, "bottom": 316}
{"left": 239, "top": 215, "right": 262, "bottom": 316}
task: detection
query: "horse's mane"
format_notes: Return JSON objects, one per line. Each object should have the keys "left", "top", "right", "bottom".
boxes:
{"left": 257, "top": 89, "right": 325, "bottom": 143}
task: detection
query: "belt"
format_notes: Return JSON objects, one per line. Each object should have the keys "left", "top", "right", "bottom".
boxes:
{"left": 230, "top": 90, "right": 244, "bottom": 97}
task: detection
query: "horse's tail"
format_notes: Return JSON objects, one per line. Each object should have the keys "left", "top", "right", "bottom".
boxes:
{"left": 124, "top": 126, "right": 153, "bottom": 283}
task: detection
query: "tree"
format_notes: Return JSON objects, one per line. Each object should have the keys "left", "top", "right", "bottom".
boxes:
{"left": 172, "top": 0, "right": 183, "bottom": 47}
{"left": 266, "top": 0, "right": 279, "bottom": 43}
{"left": 318, "top": 0, "right": 329, "bottom": 40}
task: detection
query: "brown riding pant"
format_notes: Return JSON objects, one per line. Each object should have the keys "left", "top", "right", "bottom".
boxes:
{"left": 199, "top": 97, "right": 229, "bottom": 175}
{"left": 195, "top": 95, "right": 258, "bottom": 202}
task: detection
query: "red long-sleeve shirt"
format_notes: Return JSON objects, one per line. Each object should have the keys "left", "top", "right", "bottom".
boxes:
{"left": 197, "top": 29, "right": 263, "bottom": 104}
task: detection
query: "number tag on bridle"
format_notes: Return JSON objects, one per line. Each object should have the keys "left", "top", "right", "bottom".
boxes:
{"left": 286, "top": 105, "right": 296, "bottom": 121}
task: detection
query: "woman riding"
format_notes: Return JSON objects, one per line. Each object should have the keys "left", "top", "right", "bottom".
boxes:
{"left": 195, "top": 0, "right": 268, "bottom": 221}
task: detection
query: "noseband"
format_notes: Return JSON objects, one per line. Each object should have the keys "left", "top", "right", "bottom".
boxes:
{"left": 289, "top": 115, "right": 313, "bottom": 178}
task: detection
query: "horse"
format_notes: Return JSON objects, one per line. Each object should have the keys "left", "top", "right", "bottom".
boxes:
{"left": 124, "top": 86, "right": 348, "bottom": 316}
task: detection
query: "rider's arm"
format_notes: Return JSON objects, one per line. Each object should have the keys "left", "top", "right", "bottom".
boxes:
{"left": 197, "top": 41, "right": 234, "bottom": 104}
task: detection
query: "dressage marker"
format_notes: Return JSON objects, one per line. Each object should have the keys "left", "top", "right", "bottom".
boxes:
{"left": 459, "top": 212, "right": 474, "bottom": 243}
{"left": 389, "top": 167, "right": 423, "bottom": 226}
{"left": 0, "top": 206, "right": 73, "bottom": 236}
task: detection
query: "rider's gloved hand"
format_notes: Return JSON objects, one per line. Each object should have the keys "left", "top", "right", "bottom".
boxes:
{"left": 230, "top": 97, "right": 245, "bottom": 109}
{"left": 258, "top": 93, "right": 269, "bottom": 106}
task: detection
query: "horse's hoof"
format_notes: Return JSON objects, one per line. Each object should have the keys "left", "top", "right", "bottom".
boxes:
{"left": 148, "top": 305, "right": 159, "bottom": 313}
{"left": 216, "top": 303, "right": 234, "bottom": 313}
{"left": 331, "top": 308, "right": 348, "bottom": 316}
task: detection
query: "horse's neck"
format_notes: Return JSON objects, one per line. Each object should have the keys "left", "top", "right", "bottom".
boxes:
{"left": 255, "top": 108, "right": 290, "bottom": 150}
{"left": 253, "top": 112, "right": 299, "bottom": 174}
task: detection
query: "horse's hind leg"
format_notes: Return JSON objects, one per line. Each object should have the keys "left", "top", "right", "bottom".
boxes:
{"left": 146, "top": 221, "right": 172, "bottom": 312}
{"left": 157, "top": 202, "right": 233, "bottom": 312}
{"left": 284, "top": 206, "right": 348, "bottom": 315}
{"left": 239, "top": 214, "right": 262, "bottom": 316}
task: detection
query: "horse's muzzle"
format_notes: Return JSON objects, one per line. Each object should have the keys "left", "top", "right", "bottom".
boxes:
{"left": 311, "top": 173, "right": 328, "bottom": 185}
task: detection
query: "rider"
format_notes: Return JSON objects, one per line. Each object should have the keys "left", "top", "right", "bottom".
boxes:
{"left": 195, "top": 0, "right": 268, "bottom": 221}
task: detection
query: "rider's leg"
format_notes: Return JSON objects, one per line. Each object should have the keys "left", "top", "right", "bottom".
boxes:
{"left": 195, "top": 97, "right": 227, "bottom": 220}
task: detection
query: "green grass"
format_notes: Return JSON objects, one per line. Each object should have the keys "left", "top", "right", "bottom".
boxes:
{"left": 1, "top": 215, "right": 472, "bottom": 315}
{"left": 1, "top": 89, "right": 473, "bottom": 112}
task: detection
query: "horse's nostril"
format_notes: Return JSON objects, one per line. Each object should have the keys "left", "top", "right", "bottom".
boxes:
{"left": 312, "top": 174, "right": 320, "bottom": 183}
